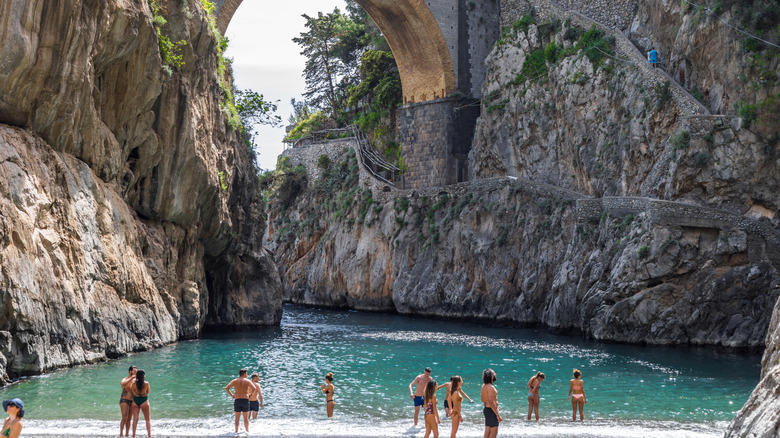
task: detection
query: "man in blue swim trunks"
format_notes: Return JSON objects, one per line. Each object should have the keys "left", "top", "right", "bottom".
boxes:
{"left": 408, "top": 367, "right": 432, "bottom": 426}
{"left": 225, "top": 369, "right": 254, "bottom": 433}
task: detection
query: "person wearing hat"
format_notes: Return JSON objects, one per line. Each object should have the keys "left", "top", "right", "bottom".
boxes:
{"left": 1, "top": 398, "right": 23, "bottom": 437}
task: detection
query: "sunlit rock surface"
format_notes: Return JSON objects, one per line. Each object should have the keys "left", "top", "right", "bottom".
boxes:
{"left": 0, "top": 0, "right": 281, "bottom": 382}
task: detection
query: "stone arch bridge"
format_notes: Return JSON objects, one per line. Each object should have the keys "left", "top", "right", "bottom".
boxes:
{"left": 213, "top": 0, "right": 500, "bottom": 188}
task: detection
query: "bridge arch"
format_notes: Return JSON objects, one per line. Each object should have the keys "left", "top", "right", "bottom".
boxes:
{"left": 214, "top": 0, "right": 456, "bottom": 103}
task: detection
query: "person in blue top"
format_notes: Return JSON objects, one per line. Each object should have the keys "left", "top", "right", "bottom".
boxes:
{"left": 648, "top": 47, "right": 658, "bottom": 67}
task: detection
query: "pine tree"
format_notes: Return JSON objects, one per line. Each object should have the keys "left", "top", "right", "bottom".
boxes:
{"left": 293, "top": 9, "right": 351, "bottom": 118}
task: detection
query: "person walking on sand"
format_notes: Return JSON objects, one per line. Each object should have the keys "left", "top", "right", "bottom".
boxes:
{"left": 437, "top": 376, "right": 473, "bottom": 418}
{"left": 527, "top": 372, "right": 545, "bottom": 421}
{"left": 1, "top": 398, "right": 24, "bottom": 438}
{"left": 648, "top": 47, "right": 658, "bottom": 68}
{"left": 423, "top": 380, "right": 440, "bottom": 438}
{"left": 249, "top": 373, "right": 264, "bottom": 420}
{"left": 130, "top": 369, "right": 151, "bottom": 438}
{"left": 409, "top": 367, "right": 433, "bottom": 426}
{"left": 448, "top": 376, "right": 468, "bottom": 438}
{"left": 481, "top": 369, "right": 501, "bottom": 438}
{"left": 225, "top": 369, "right": 254, "bottom": 433}
{"left": 320, "top": 372, "right": 335, "bottom": 418}
{"left": 568, "top": 369, "right": 587, "bottom": 421}
{"left": 119, "top": 366, "right": 137, "bottom": 437}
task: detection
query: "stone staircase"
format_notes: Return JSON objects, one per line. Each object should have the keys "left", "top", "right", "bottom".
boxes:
{"left": 528, "top": 0, "right": 711, "bottom": 116}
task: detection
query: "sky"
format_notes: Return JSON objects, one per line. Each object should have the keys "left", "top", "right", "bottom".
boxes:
{"left": 224, "top": 0, "right": 349, "bottom": 171}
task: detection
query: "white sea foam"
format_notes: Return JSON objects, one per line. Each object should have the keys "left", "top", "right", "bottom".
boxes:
{"left": 22, "top": 417, "right": 727, "bottom": 437}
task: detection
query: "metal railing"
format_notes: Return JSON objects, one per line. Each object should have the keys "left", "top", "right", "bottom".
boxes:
{"left": 349, "top": 126, "right": 400, "bottom": 187}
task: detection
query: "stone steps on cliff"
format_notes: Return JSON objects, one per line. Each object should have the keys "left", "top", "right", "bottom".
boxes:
{"left": 530, "top": 0, "right": 711, "bottom": 116}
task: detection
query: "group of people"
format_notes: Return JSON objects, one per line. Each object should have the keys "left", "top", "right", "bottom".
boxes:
{"left": 224, "top": 369, "right": 264, "bottom": 434}
{"left": 409, "top": 367, "right": 587, "bottom": 438}
{"left": 110, "top": 365, "right": 587, "bottom": 437}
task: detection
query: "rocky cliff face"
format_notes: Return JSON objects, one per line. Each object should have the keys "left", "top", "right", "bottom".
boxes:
{"left": 470, "top": 15, "right": 778, "bottom": 224}
{"left": 264, "top": 149, "right": 779, "bottom": 349}
{"left": 0, "top": 0, "right": 281, "bottom": 382}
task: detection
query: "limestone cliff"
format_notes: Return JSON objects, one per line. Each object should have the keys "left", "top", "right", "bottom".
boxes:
{"left": 0, "top": 0, "right": 281, "bottom": 382}
{"left": 264, "top": 147, "right": 778, "bottom": 349}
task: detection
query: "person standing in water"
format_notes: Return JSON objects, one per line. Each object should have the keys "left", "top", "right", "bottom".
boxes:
{"left": 567, "top": 369, "right": 587, "bottom": 421}
{"left": 320, "top": 372, "right": 335, "bottom": 417}
{"left": 437, "top": 376, "right": 473, "bottom": 418}
{"left": 409, "top": 367, "right": 433, "bottom": 426}
{"left": 423, "top": 380, "right": 440, "bottom": 438}
{"left": 481, "top": 369, "right": 501, "bottom": 438}
{"left": 119, "top": 366, "right": 137, "bottom": 437}
{"left": 130, "top": 369, "right": 151, "bottom": 438}
{"left": 527, "top": 372, "right": 545, "bottom": 421}
{"left": 249, "top": 373, "right": 264, "bottom": 420}
{"left": 225, "top": 369, "right": 254, "bottom": 433}
{"left": 1, "top": 398, "right": 23, "bottom": 438}
{"left": 448, "top": 376, "right": 467, "bottom": 438}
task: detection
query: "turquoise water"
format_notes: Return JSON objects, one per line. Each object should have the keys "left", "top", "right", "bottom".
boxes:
{"left": 3, "top": 305, "right": 759, "bottom": 437}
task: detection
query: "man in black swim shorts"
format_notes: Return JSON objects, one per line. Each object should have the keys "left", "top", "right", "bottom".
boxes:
{"left": 249, "top": 373, "right": 263, "bottom": 419}
{"left": 225, "top": 369, "right": 254, "bottom": 433}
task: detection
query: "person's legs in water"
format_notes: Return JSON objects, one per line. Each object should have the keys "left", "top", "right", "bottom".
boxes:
{"left": 140, "top": 401, "right": 151, "bottom": 437}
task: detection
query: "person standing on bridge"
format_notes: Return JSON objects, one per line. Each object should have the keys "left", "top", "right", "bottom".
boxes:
{"left": 647, "top": 47, "right": 658, "bottom": 68}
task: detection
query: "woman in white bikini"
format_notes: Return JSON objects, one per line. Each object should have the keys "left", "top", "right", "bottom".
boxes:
{"left": 567, "top": 369, "right": 586, "bottom": 421}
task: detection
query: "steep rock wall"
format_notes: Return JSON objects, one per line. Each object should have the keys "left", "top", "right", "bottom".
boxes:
{"left": 264, "top": 149, "right": 779, "bottom": 348}
{"left": 0, "top": 0, "right": 281, "bottom": 381}
{"left": 628, "top": 0, "right": 780, "bottom": 121}
{"left": 470, "top": 17, "right": 779, "bottom": 223}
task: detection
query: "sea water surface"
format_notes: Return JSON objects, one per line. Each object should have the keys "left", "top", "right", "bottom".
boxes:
{"left": 3, "top": 305, "right": 759, "bottom": 437}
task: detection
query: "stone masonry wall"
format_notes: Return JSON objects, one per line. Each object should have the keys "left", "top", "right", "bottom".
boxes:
{"left": 576, "top": 197, "right": 780, "bottom": 251}
{"left": 399, "top": 98, "right": 459, "bottom": 188}
{"left": 426, "top": 0, "right": 461, "bottom": 90}
{"left": 464, "top": 0, "right": 501, "bottom": 98}
{"left": 501, "top": 0, "right": 638, "bottom": 30}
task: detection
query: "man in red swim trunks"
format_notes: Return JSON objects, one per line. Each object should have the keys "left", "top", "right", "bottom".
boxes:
{"left": 225, "top": 369, "right": 254, "bottom": 433}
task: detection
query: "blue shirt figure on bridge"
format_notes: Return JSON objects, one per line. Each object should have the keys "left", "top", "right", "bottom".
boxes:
{"left": 648, "top": 48, "right": 658, "bottom": 68}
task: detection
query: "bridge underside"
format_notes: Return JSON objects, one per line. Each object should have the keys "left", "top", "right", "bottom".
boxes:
{"left": 216, "top": 0, "right": 456, "bottom": 104}
{"left": 215, "top": 0, "right": 475, "bottom": 189}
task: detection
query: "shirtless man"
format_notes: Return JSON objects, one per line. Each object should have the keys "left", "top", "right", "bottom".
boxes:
{"left": 225, "top": 369, "right": 254, "bottom": 433}
{"left": 481, "top": 369, "right": 502, "bottom": 438}
{"left": 249, "top": 373, "right": 263, "bottom": 420}
{"left": 119, "top": 366, "right": 137, "bottom": 437}
{"left": 408, "top": 367, "right": 432, "bottom": 426}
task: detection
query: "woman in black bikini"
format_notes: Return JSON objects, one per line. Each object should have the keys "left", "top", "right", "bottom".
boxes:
{"left": 527, "top": 372, "right": 545, "bottom": 421}
{"left": 131, "top": 369, "right": 151, "bottom": 437}
{"left": 1, "top": 398, "right": 23, "bottom": 438}
{"left": 320, "top": 372, "right": 335, "bottom": 417}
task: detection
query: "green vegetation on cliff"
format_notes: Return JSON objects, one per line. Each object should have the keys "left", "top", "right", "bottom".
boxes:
{"left": 287, "top": 1, "right": 402, "bottom": 161}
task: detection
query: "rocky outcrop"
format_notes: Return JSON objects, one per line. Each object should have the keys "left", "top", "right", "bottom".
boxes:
{"left": 0, "top": 0, "right": 281, "bottom": 381}
{"left": 265, "top": 147, "right": 779, "bottom": 348}
{"left": 628, "top": 0, "right": 780, "bottom": 122}
{"left": 470, "top": 16, "right": 779, "bottom": 224}
{"left": 726, "top": 280, "right": 780, "bottom": 437}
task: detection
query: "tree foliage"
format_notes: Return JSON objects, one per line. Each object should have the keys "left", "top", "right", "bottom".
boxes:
{"left": 235, "top": 89, "right": 281, "bottom": 153}
{"left": 293, "top": 9, "right": 353, "bottom": 118}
